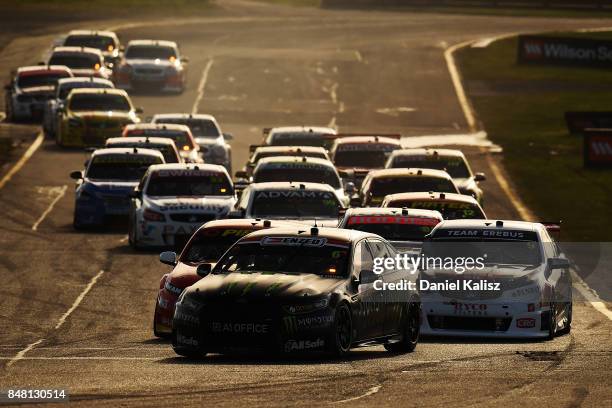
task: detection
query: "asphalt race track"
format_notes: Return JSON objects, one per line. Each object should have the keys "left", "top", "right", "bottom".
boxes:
{"left": 0, "top": 1, "right": 611, "bottom": 406}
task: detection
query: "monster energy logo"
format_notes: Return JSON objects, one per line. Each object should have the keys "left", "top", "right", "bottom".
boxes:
{"left": 283, "top": 316, "right": 299, "bottom": 334}
{"left": 283, "top": 315, "right": 334, "bottom": 334}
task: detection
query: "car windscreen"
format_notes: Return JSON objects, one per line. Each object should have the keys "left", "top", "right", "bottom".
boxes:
{"left": 270, "top": 134, "right": 325, "bottom": 147}
{"left": 390, "top": 156, "right": 471, "bottom": 178}
{"left": 252, "top": 151, "right": 327, "bottom": 165}
{"left": 64, "top": 35, "right": 115, "bottom": 51}
{"left": 17, "top": 73, "right": 68, "bottom": 88}
{"left": 49, "top": 53, "right": 100, "bottom": 69}
{"left": 155, "top": 119, "right": 220, "bottom": 138}
{"left": 108, "top": 143, "right": 178, "bottom": 164}
{"left": 86, "top": 154, "right": 161, "bottom": 180}
{"left": 390, "top": 200, "right": 485, "bottom": 220}
{"left": 129, "top": 131, "right": 194, "bottom": 150}
{"left": 145, "top": 171, "right": 232, "bottom": 196}
{"left": 213, "top": 239, "right": 350, "bottom": 278}
{"left": 59, "top": 83, "right": 111, "bottom": 99}
{"left": 344, "top": 216, "right": 439, "bottom": 241}
{"left": 251, "top": 190, "right": 340, "bottom": 218}
{"left": 69, "top": 93, "right": 130, "bottom": 111}
{"left": 334, "top": 149, "right": 390, "bottom": 169}
{"left": 254, "top": 165, "right": 341, "bottom": 189}
{"left": 125, "top": 45, "right": 176, "bottom": 60}
{"left": 182, "top": 228, "right": 254, "bottom": 263}
{"left": 370, "top": 177, "right": 457, "bottom": 197}
{"left": 422, "top": 233, "right": 542, "bottom": 266}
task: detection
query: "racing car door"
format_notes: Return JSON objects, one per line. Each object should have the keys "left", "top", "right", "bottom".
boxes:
{"left": 352, "top": 239, "right": 385, "bottom": 340}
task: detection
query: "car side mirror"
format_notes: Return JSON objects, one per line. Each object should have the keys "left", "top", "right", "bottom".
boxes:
{"left": 181, "top": 56, "right": 190, "bottom": 63}
{"left": 234, "top": 170, "right": 248, "bottom": 179}
{"left": 135, "top": 107, "right": 144, "bottom": 114}
{"left": 37, "top": 61, "right": 46, "bottom": 66}
{"left": 223, "top": 132, "right": 233, "bottom": 141}
{"left": 548, "top": 257, "right": 570, "bottom": 270}
{"left": 159, "top": 251, "right": 177, "bottom": 266}
{"left": 350, "top": 195, "right": 361, "bottom": 208}
{"left": 228, "top": 209, "right": 245, "bottom": 219}
{"left": 70, "top": 170, "right": 83, "bottom": 180}
{"left": 196, "top": 263, "right": 212, "bottom": 277}
{"left": 358, "top": 269, "right": 378, "bottom": 285}
{"left": 129, "top": 190, "right": 141, "bottom": 199}
{"left": 474, "top": 172, "right": 486, "bottom": 182}
{"left": 344, "top": 181, "right": 356, "bottom": 194}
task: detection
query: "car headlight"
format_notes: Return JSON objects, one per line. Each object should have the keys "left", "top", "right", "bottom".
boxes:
{"left": 283, "top": 296, "right": 330, "bottom": 315}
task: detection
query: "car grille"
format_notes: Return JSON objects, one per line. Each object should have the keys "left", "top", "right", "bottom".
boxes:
{"left": 199, "top": 302, "right": 280, "bottom": 349}
{"left": 135, "top": 68, "right": 164, "bottom": 75}
{"left": 102, "top": 195, "right": 129, "bottom": 208}
{"left": 169, "top": 213, "right": 217, "bottom": 223}
{"left": 86, "top": 121, "right": 120, "bottom": 130}
{"left": 427, "top": 315, "right": 512, "bottom": 332}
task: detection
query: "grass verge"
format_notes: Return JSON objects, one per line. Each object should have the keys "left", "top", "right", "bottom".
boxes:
{"left": 457, "top": 33, "right": 612, "bottom": 242}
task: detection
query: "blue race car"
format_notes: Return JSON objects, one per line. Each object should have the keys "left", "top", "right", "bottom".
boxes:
{"left": 70, "top": 147, "right": 164, "bottom": 228}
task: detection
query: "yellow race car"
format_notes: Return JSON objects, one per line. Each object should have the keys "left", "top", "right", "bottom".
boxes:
{"left": 56, "top": 88, "right": 142, "bottom": 147}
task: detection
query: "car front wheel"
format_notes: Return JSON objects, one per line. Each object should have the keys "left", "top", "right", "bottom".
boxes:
{"left": 385, "top": 302, "right": 420, "bottom": 353}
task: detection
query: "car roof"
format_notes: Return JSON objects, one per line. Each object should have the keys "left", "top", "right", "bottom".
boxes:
{"left": 127, "top": 39, "right": 177, "bottom": 48}
{"left": 17, "top": 65, "right": 72, "bottom": 74}
{"left": 57, "top": 77, "right": 113, "bottom": 86}
{"left": 247, "top": 181, "right": 336, "bottom": 192}
{"left": 389, "top": 148, "right": 466, "bottom": 159}
{"left": 152, "top": 113, "right": 216, "bottom": 121}
{"left": 106, "top": 136, "right": 177, "bottom": 146}
{"left": 269, "top": 126, "right": 337, "bottom": 136}
{"left": 125, "top": 123, "right": 190, "bottom": 132}
{"left": 367, "top": 168, "right": 452, "bottom": 179}
{"left": 254, "top": 146, "right": 327, "bottom": 154}
{"left": 66, "top": 30, "right": 117, "bottom": 38}
{"left": 68, "top": 88, "right": 127, "bottom": 96}
{"left": 434, "top": 219, "right": 539, "bottom": 232}
{"left": 256, "top": 156, "right": 335, "bottom": 168}
{"left": 242, "top": 226, "right": 374, "bottom": 244}
{"left": 197, "top": 218, "right": 296, "bottom": 230}
{"left": 51, "top": 46, "right": 103, "bottom": 56}
{"left": 383, "top": 191, "right": 479, "bottom": 205}
{"left": 343, "top": 207, "right": 443, "bottom": 220}
{"left": 334, "top": 136, "right": 402, "bottom": 146}
{"left": 91, "top": 147, "right": 164, "bottom": 158}
{"left": 147, "top": 163, "right": 228, "bottom": 174}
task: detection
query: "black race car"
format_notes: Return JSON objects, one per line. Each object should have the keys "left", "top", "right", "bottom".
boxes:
{"left": 172, "top": 226, "right": 421, "bottom": 358}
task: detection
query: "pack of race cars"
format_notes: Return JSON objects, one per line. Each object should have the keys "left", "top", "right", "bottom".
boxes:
{"left": 3, "top": 29, "right": 573, "bottom": 359}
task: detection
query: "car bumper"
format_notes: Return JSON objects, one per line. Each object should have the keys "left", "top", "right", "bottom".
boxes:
{"left": 135, "top": 218, "right": 218, "bottom": 248}
{"left": 60, "top": 126, "right": 125, "bottom": 147}
{"left": 420, "top": 300, "right": 551, "bottom": 338}
{"left": 154, "top": 289, "right": 179, "bottom": 335}
{"left": 74, "top": 196, "right": 131, "bottom": 226}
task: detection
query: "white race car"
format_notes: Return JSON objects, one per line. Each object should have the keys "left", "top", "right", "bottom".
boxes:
{"left": 230, "top": 182, "right": 343, "bottom": 227}
{"left": 114, "top": 40, "right": 187, "bottom": 93}
{"left": 128, "top": 163, "right": 236, "bottom": 249}
{"left": 43, "top": 77, "right": 114, "bottom": 137}
{"left": 151, "top": 113, "right": 232, "bottom": 171}
{"left": 419, "top": 219, "right": 572, "bottom": 339}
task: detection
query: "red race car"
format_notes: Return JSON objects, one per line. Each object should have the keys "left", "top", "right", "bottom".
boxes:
{"left": 153, "top": 218, "right": 295, "bottom": 337}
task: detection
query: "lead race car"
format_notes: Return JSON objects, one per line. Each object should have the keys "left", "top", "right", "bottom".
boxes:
{"left": 419, "top": 219, "right": 572, "bottom": 339}
{"left": 128, "top": 163, "right": 236, "bottom": 249}
{"left": 153, "top": 219, "right": 297, "bottom": 337}
{"left": 172, "top": 226, "right": 421, "bottom": 357}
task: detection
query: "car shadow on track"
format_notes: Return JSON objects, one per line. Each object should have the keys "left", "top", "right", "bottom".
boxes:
{"left": 158, "top": 349, "right": 398, "bottom": 366}
{"left": 420, "top": 335, "right": 557, "bottom": 344}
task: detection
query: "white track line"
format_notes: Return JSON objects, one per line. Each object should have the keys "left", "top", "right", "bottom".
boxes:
{"left": 6, "top": 269, "right": 107, "bottom": 368}
{"left": 5, "top": 339, "right": 45, "bottom": 368}
{"left": 1, "top": 356, "right": 158, "bottom": 361}
{"left": 332, "top": 385, "right": 381, "bottom": 404}
{"left": 192, "top": 60, "right": 215, "bottom": 115}
{"left": 446, "top": 33, "right": 612, "bottom": 321}
{"left": 0, "top": 132, "right": 44, "bottom": 190}
{"left": 31, "top": 185, "right": 67, "bottom": 231}
{"left": 55, "top": 270, "right": 105, "bottom": 330}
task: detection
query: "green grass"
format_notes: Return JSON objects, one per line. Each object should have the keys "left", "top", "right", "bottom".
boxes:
{"left": 457, "top": 33, "right": 612, "bottom": 241}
